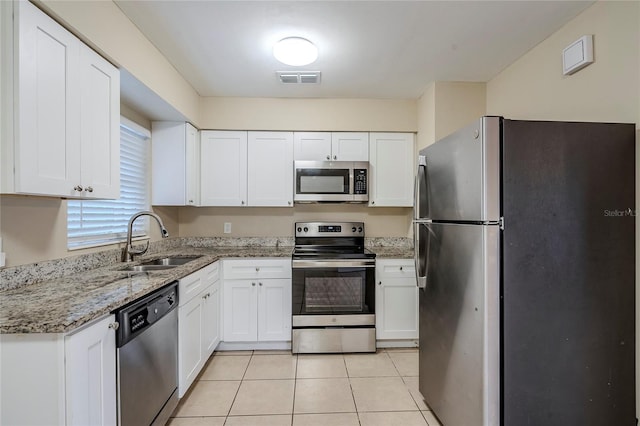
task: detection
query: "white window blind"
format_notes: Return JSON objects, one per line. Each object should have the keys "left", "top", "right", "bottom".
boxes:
{"left": 67, "top": 118, "right": 151, "bottom": 249}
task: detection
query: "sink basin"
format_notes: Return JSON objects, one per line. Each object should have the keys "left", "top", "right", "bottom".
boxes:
{"left": 140, "top": 256, "right": 202, "bottom": 266}
{"left": 121, "top": 265, "right": 177, "bottom": 272}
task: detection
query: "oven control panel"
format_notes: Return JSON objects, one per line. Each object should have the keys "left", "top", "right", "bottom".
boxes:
{"left": 295, "top": 222, "right": 364, "bottom": 237}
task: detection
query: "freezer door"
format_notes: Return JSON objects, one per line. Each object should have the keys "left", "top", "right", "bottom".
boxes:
{"left": 417, "top": 222, "right": 499, "bottom": 426}
{"left": 420, "top": 116, "right": 500, "bottom": 222}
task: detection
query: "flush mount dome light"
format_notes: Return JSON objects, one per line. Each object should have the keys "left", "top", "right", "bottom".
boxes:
{"left": 273, "top": 37, "right": 318, "bottom": 66}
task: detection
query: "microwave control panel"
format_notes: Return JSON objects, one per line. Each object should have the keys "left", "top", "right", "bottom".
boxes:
{"left": 354, "top": 169, "right": 367, "bottom": 194}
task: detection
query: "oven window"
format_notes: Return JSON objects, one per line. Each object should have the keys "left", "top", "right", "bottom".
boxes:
{"left": 292, "top": 268, "right": 375, "bottom": 315}
{"left": 296, "top": 169, "right": 349, "bottom": 194}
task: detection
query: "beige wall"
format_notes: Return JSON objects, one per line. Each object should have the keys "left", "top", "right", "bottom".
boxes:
{"left": 199, "top": 97, "right": 417, "bottom": 131}
{"left": 486, "top": 0, "right": 640, "bottom": 417}
{"left": 36, "top": 0, "right": 200, "bottom": 125}
{"left": 179, "top": 205, "right": 412, "bottom": 239}
{"left": 416, "top": 81, "right": 486, "bottom": 152}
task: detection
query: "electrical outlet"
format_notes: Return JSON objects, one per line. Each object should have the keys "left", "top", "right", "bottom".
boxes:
{"left": 224, "top": 222, "right": 232, "bottom": 234}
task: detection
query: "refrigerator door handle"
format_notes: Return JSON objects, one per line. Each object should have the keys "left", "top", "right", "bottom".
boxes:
{"left": 414, "top": 221, "right": 427, "bottom": 289}
{"left": 413, "top": 155, "right": 427, "bottom": 219}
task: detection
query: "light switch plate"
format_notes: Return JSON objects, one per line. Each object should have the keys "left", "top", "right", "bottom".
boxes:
{"left": 562, "top": 35, "right": 594, "bottom": 75}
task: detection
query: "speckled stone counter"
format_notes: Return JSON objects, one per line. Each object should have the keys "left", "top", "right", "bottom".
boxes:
{"left": 0, "top": 236, "right": 413, "bottom": 335}
{"left": 0, "top": 246, "right": 293, "bottom": 334}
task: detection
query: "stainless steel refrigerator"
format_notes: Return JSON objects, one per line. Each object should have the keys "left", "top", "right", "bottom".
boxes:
{"left": 413, "top": 116, "right": 636, "bottom": 426}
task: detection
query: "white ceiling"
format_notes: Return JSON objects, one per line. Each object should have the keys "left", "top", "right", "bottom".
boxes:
{"left": 115, "top": 0, "right": 593, "bottom": 100}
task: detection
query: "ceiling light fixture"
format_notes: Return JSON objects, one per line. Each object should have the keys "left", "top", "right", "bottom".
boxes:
{"left": 273, "top": 37, "right": 318, "bottom": 66}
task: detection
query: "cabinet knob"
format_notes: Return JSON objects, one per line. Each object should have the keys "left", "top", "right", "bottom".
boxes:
{"left": 371, "top": 201, "right": 376, "bottom": 205}
{"left": 241, "top": 200, "right": 245, "bottom": 205}
{"left": 189, "top": 199, "right": 194, "bottom": 203}
{"left": 378, "top": 281, "right": 382, "bottom": 286}
{"left": 288, "top": 201, "right": 291, "bottom": 205}
{"left": 255, "top": 267, "right": 260, "bottom": 272}
{"left": 108, "top": 322, "right": 120, "bottom": 331}
{"left": 85, "top": 186, "right": 93, "bottom": 193}
{"left": 252, "top": 282, "right": 256, "bottom": 286}
{"left": 333, "top": 155, "right": 337, "bottom": 160}
{"left": 73, "top": 185, "right": 83, "bottom": 192}
{"left": 326, "top": 155, "right": 330, "bottom": 160}
{"left": 259, "top": 282, "right": 263, "bottom": 286}
{"left": 400, "top": 266, "right": 403, "bottom": 271}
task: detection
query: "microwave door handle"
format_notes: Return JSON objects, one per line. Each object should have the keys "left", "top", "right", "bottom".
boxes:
{"left": 414, "top": 156, "right": 427, "bottom": 219}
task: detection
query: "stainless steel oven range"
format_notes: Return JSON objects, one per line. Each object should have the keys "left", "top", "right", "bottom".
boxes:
{"left": 291, "top": 221, "right": 376, "bottom": 353}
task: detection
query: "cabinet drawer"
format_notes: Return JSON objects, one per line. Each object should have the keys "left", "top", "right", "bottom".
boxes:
{"left": 178, "top": 270, "right": 204, "bottom": 306}
{"left": 202, "top": 261, "right": 220, "bottom": 285}
{"left": 223, "top": 258, "right": 291, "bottom": 280}
{"left": 376, "top": 259, "right": 416, "bottom": 279}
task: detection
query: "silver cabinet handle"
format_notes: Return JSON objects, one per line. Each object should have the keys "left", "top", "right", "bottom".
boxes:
{"left": 85, "top": 186, "right": 93, "bottom": 193}
{"left": 371, "top": 201, "right": 375, "bottom": 205}
{"left": 326, "top": 155, "right": 330, "bottom": 160}
{"left": 73, "top": 185, "right": 83, "bottom": 192}
{"left": 252, "top": 282, "right": 256, "bottom": 286}
{"left": 287, "top": 201, "right": 291, "bottom": 205}
{"left": 333, "top": 155, "right": 337, "bottom": 160}
{"left": 108, "top": 322, "right": 119, "bottom": 331}
{"left": 378, "top": 281, "right": 382, "bottom": 286}
{"left": 400, "top": 266, "right": 403, "bottom": 271}
{"left": 241, "top": 200, "right": 245, "bottom": 205}
{"left": 255, "top": 267, "right": 260, "bottom": 272}
{"left": 189, "top": 199, "right": 194, "bottom": 203}
{"left": 259, "top": 282, "right": 263, "bottom": 286}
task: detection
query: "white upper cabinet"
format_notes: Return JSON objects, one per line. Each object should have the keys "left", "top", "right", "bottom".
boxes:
{"left": 79, "top": 47, "right": 120, "bottom": 199}
{"left": 200, "top": 130, "right": 248, "bottom": 206}
{"left": 293, "top": 132, "right": 332, "bottom": 161}
{"left": 331, "top": 132, "right": 369, "bottom": 161}
{"left": 247, "top": 131, "right": 294, "bottom": 207}
{"left": 1, "top": 1, "right": 119, "bottom": 198}
{"left": 201, "top": 130, "right": 294, "bottom": 207}
{"left": 294, "top": 132, "right": 368, "bottom": 161}
{"left": 152, "top": 122, "right": 200, "bottom": 206}
{"left": 369, "top": 132, "right": 415, "bottom": 207}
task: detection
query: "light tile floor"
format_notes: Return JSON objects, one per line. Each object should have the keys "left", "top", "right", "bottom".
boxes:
{"left": 168, "top": 348, "right": 442, "bottom": 426}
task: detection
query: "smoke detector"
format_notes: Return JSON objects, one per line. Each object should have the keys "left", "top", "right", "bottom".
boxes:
{"left": 277, "top": 71, "right": 321, "bottom": 84}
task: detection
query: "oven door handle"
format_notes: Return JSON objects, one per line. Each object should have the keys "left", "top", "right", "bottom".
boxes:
{"left": 292, "top": 259, "right": 376, "bottom": 269}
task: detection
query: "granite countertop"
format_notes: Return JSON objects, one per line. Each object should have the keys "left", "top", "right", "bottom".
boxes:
{"left": 0, "top": 242, "right": 414, "bottom": 335}
{"left": 0, "top": 246, "right": 293, "bottom": 334}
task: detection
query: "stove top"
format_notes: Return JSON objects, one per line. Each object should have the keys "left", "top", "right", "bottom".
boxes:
{"left": 293, "top": 221, "right": 375, "bottom": 260}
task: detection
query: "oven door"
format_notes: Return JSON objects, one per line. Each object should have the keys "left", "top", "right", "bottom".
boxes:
{"left": 292, "top": 259, "right": 375, "bottom": 327}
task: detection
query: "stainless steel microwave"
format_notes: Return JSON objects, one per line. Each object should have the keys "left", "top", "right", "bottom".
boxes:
{"left": 294, "top": 161, "right": 369, "bottom": 203}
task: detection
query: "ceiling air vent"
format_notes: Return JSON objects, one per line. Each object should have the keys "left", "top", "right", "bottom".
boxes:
{"left": 277, "top": 71, "right": 321, "bottom": 84}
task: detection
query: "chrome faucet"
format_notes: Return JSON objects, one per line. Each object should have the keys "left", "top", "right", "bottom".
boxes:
{"left": 122, "top": 211, "right": 169, "bottom": 262}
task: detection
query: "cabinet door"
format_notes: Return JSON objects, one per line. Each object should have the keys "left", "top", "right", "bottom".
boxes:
{"left": 65, "top": 315, "right": 117, "bottom": 426}
{"left": 293, "top": 132, "right": 332, "bottom": 161}
{"left": 257, "top": 279, "right": 292, "bottom": 342}
{"left": 223, "top": 280, "right": 258, "bottom": 342}
{"left": 16, "top": 0, "right": 81, "bottom": 196}
{"left": 369, "top": 132, "right": 414, "bottom": 207}
{"left": 152, "top": 121, "right": 187, "bottom": 205}
{"left": 202, "top": 282, "right": 221, "bottom": 358}
{"left": 247, "top": 131, "right": 294, "bottom": 207}
{"left": 375, "top": 257, "right": 419, "bottom": 340}
{"left": 178, "top": 294, "right": 204, "bottom": 397}
{"left": 331, "top": 132, "right": 369, "bottom": 161}
{"left": 200, "top": 130, "right": 248, "bottom": 206}
{"left": 79, "top": 46, "right": 120, "bottom": 199}
{"left": 185, "top": 123, "right": 200, "bottom": 206}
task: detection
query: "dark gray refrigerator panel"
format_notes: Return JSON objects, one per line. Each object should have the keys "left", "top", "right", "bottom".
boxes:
{"left": 501, "top": 120, "right": 636, "bottom": 425}
{"left": 417, "top": 221, "right": 500, "bottom": 426}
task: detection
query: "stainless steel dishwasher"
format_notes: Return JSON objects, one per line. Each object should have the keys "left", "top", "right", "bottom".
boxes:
{"left": 115, "top": 282, "right": 179, "bottom": 426}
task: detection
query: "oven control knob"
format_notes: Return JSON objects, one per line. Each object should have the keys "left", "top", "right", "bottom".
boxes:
{"left": 358, "top": 227, "right": 363, "bottom": 232}
{"left": 351, "top": 226, "right": 356, "bottom": 232}
{"left": 297, "top": 227, "right": 302, "bottom": 232}
{"left": 303, "top": 227, "right": 308, "bottom": 232}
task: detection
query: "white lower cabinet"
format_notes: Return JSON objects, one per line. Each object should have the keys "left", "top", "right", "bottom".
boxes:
{"left": 376, "top": 259, "right": 419, "bottom": 341}
{"left": 222, "top": 259, "right": 292, "bottom": 343}
{"left": 178, "top": 261, "right": 220, "bottom": 397}
{"left": 0, "top": 314, "right": 117, "bottom": 426}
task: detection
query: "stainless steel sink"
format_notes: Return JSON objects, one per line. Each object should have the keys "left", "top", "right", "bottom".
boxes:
{"left": 140, "top": 256, "right": 202, "bottom": 266}
{"left": 121, "top": 265, "right": 178, "bottom": 272}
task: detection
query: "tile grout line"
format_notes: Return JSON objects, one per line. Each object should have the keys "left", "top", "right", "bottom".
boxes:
{"left": 223, "top": 351, "right": 254, "bottom": 423}
{"left": 290, "top": 354, "right": 298, "bottom": 426}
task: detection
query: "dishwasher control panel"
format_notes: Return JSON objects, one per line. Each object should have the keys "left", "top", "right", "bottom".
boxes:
{"left": 115, "top": 281, "right": 178, "bottom": 347}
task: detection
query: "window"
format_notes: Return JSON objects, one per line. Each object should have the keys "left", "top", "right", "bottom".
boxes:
{"left": 67, "top": 117, "right": 151, "bottom": 249}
